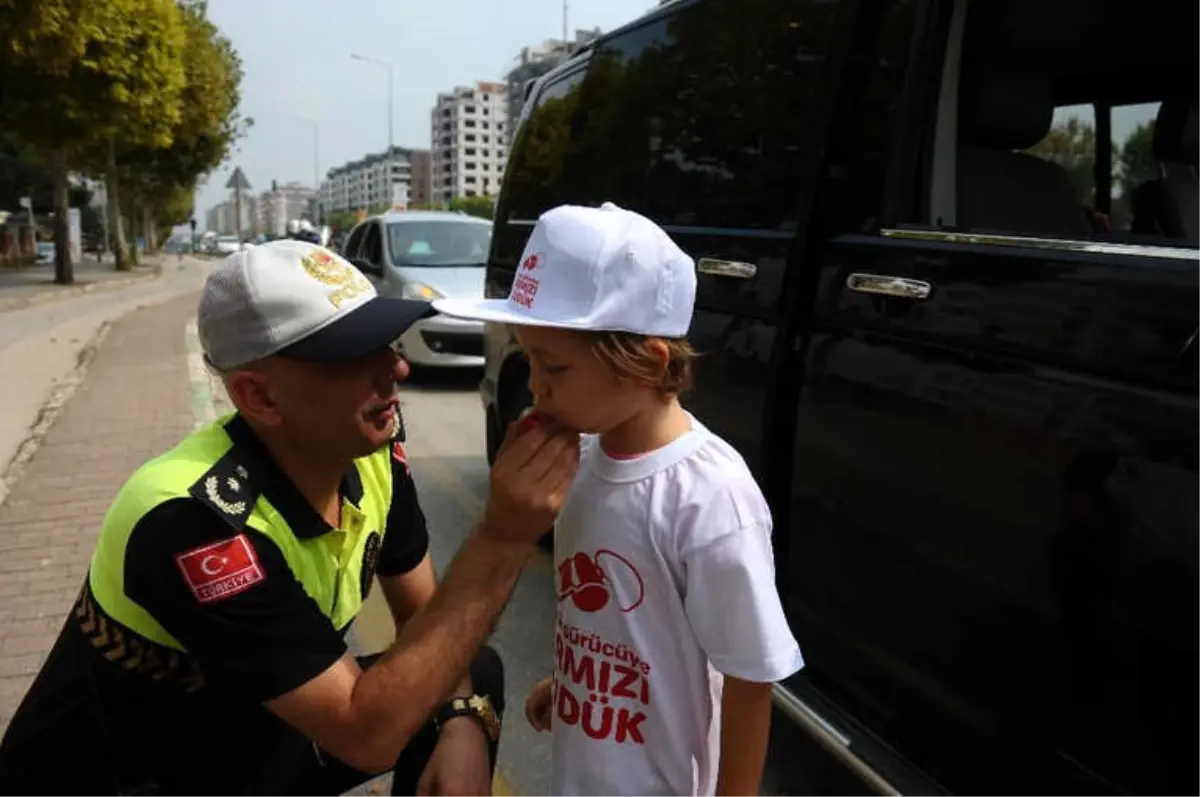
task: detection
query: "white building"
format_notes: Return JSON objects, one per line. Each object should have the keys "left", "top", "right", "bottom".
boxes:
{"left": 430, "top": 81, "right": 509, "bottom": 204}
{"left": 318, "top": 147, "right": 430, "bottom": 217}
{"left": 257, "top": 182, "right": 316, "bottom": 237}
{"left": 504, "top": 30, "right": 600, "bottom": 144}
{"left": 204, "top": 197, "right": 254, "bottom": 236}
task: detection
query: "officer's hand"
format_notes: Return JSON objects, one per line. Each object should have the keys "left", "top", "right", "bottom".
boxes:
{"left": 417, "top": 718, "right": 492, "bottom": 796}
{"left": 482, "top": 414, "right": 579, "bottom": 545}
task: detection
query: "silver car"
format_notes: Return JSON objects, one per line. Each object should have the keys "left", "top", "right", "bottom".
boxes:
{"left": 343, "top": 211, "right": 491, "bottom": 368}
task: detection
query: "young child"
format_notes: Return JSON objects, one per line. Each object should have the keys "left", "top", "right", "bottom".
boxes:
{"left": 433, "top": 202, "right": 803, "bottom": 796}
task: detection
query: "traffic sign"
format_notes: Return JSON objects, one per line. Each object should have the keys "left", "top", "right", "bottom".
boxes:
{"left": 225, "top": 167, "right": 252, "bottom": 192}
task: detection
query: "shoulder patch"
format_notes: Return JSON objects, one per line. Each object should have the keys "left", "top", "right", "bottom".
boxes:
{"left": 175, "top": 533, "right": 265, "bottom": 604}
{"left": 188, "top": 450, "right": 261, "bottom": 530}
{"left": 392, "top": 406, "right": 407, "bottom": 443}
{"left": 391, "top": 440, "right": 410, "bottom": 474}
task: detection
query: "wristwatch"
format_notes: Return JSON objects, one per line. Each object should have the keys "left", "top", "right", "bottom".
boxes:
{"left": 434, "top": 694, "right": 501, "bottom": 743}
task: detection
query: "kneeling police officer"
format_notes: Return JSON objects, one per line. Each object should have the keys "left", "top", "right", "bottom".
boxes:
{"left": 0, "top": 240, "right": 579, "bottom": 795}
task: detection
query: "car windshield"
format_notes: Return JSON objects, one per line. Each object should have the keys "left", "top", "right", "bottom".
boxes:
{"left": 387, "top": 220, "right": 491, "bottom": 267}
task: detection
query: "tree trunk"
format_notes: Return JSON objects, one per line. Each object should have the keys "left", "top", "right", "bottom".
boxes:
{"left": 142, "top": 203, "right": 158, "bottom": 252}
{"left": 51, "top": 149, "right": 73, "bottom": 285}
{"left": 106, "top": 139, "right": 129, "bottom": 271}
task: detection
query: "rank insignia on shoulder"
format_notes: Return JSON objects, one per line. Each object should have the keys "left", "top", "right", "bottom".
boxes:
{"left": 189, "top": 454, "right": 260, "bottom": 529}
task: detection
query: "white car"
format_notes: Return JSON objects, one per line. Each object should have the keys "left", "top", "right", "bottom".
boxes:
{"left": 342, "top": 211, "right": 492, "bottom": 368}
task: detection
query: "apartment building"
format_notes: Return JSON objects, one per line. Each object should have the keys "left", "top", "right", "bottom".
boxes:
{"left": 204, "top": 197, "right": 254, "bottom": 236}
{"left": 318, "top": 146, "right": 430, "bottom": 216}
{"left": 257, "top": 181, "right": 316, "bottom": 237}
{"left": 429, "top": 81, "right": 508, "bottom": 204}
{"left": 503, "top": 29, "right": 601, "bottom": 144}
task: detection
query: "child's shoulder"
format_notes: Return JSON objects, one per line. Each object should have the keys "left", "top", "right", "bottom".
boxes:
{"left": 661, "top": 423, "right": 772, "bottom": 535}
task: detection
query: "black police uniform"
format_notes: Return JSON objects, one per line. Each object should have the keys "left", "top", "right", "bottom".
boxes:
{"left": 0, "top": 414, "right": 504, "bottom": 795}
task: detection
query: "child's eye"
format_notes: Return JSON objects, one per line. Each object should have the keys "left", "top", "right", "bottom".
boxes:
{"left": 544, "top": 365, "right": 570, "bottom": 376}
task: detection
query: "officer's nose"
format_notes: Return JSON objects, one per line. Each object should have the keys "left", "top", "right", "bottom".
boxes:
{"left": 392, "top": 354, "right": 410, "bottom": 382}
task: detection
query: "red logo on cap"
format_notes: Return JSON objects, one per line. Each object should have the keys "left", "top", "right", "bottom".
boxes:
{"left": 521, "top": 253, "right": 540, "bottom": 271}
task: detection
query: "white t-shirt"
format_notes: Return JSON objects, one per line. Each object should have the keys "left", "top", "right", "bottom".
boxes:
{"left": 550, "top": 414, "right": 804, "bottom": 796}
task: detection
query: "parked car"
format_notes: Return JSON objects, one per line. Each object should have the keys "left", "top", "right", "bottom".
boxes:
{"left": 343, "top": 210, "right": 493, "bottom": 368}
{"left": 479, "top": 0, "right": 1198, "bottom": 793}
{"left": 34, "top": 241, "right": 54, "bottom": 264}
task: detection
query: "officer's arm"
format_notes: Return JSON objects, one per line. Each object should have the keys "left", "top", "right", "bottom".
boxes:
{"left": 126, "top": 497, "right": 526, "bottom": 774}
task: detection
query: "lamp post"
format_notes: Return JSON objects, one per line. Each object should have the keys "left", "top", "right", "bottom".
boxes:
{"left": 351, "top": 53, "right": 395, "bottom": 209}
{"left": 294, "top": 115, "right": 320, "bottom": 221}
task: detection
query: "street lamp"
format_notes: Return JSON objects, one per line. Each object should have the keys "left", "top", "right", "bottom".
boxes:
{"left": 351, "top": 53, "right": 395, "bottom": 209}
{"left": 294, "top": 115, "right": 320, "bottom": 221}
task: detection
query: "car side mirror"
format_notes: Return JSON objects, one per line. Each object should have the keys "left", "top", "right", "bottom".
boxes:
{"left": 353, "top": 258, "right": 382, "bottom": 276}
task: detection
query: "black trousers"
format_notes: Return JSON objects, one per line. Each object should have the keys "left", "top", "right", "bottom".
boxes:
{"left": 291, "top": 645, "right": 506, "bottom": 796}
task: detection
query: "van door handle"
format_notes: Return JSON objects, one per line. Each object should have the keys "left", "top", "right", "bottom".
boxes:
{"left": 846, "top": 273, "right": 932, "bottom": 300}
{"left": 698, "top": 258, "right": 757, "bottom": 279}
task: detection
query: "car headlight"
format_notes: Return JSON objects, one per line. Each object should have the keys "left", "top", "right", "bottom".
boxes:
{"left": 402, "top": 282, "right": 444, "bottom": 300}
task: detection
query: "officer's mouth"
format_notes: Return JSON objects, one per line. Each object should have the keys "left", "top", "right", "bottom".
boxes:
{"left": 365, "top": 398, "right": 399, "bottom": 430}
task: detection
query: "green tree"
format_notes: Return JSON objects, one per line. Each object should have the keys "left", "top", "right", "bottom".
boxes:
{"left": 447, "top": 195, "right": 495, "bottom": 219}
{"left": 1116, "top": 121, "right": 1157, "bottom": 197}
{"left": 0, "top": 0, "right": 187, "bottom": 280}
{"left": 1026, "top": 117, "right": 1096, "bottom": 206}
{"left": 120, "top": 0, "right": 248, "bottom": 253}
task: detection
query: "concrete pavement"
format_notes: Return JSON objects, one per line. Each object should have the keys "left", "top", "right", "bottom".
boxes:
{"left": 0, "top": 256, "right": 215, "bottom": 508}
{"left": 0, "top": 256, "right": 163, "bottom": 313}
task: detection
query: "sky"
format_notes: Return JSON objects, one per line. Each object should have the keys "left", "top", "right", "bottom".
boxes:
{"left": 193, "top": 0, "right": 657, "bottom": 227}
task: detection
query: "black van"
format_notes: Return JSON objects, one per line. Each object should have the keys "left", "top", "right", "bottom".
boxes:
{"left": 478, "top": 0, "right": 1198, "bottom": 792}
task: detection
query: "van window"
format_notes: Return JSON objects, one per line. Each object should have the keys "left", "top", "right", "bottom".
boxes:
{"left": 917, "top": 0, "right": 1195, "bottom": 246}
{"left": 502, "top": 67, "right": 588, "bottom": 221}
{"left": 502, "top": 0, "right": 852, "bottom": 231}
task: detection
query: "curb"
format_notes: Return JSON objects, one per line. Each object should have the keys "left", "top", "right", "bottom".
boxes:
{"left": 0, "top": 320, "right": 112, "bottom": 509}
{"left": 0, "top": 261, "right": 165, "bottom": 314}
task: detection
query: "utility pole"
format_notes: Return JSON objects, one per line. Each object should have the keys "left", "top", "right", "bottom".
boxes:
{"left": 563, "top": 0, "right": 568, "bottom": 41}
{"left": 351, "top": 53, "right": 395, "bottom": 208}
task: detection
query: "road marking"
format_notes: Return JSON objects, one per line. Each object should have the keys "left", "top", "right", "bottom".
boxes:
{"left": 184, "top": 319, "right": 215, "bottom": 430}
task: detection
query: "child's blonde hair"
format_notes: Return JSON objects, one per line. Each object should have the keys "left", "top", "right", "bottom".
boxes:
{"left": 586, "top": 331, "right": 695, "bottom": 399}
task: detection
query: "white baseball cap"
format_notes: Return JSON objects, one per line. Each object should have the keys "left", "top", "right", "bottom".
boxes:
{"left": 432, "top": 202, "right": 696, "bottom": 337}
{"left": 198, "top": 239, "right": 432, "bottom": 370}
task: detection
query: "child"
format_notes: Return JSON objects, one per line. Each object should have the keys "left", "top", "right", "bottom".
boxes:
{"left": 433, "top": 202, "right": 803, "bottom": 796}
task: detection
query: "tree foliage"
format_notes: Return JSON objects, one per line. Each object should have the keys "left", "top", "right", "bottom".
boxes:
{"left": 0, "top": 0, "right": 246, "bottom": 279}
{"left": 0, "top": 0, "right": 187, "bottom": 280}
{"left": 120, "top": 0, "right": 250, "bottom": 248}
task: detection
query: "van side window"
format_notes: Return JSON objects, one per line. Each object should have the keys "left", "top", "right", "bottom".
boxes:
{"left": 565, "top": 0, "right": 850, "bottom": 231}
{"left": 502, "top": 68, "right": 588, "bottom": 221}
{"left": 500, "top": 0, "right": 852, "bottom": 231}
{"left": 917, "top": 0, "right": 1196, "bottom": 246}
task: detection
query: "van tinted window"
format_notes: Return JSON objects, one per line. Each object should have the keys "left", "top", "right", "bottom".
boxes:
{"left": 502, "top": 0, "right": 851, "bottom": 231}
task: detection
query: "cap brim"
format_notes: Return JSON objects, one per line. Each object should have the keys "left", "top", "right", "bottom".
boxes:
{"left": 431, "top": 297, "right": 595, "bottom": 330}
{"left": 278, "top": 296, "right": 435, "bottom": 362}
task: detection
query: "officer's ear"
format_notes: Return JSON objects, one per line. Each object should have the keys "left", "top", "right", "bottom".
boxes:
{"left": 223, "top": 366, "right": 285, "bottom": 427}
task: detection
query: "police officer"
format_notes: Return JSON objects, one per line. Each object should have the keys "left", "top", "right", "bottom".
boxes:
{"left": 0, "top": 240, "right": 580, "bottom": 795}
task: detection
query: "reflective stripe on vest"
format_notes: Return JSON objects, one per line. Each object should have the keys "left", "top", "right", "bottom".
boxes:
{"left": 88, "top": 414, "right": 393, "bottom": 651}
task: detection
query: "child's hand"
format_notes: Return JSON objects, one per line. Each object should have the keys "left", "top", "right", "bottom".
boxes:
{"left": 525, "top": 676, "right": 554, "bottom": 732}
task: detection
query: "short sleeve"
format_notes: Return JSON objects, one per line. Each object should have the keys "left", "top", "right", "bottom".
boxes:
{"left": 375, "top": 440, "right": 430, "bottom": 577}
{"left": 124, "top": 498, "right": 348, "bottom": 703}
{"left": 682, "top": 520, "right": 805, "bottom": 683}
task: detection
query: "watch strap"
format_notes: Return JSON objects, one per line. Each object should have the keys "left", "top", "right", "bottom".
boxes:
{"left": 435, "top": 694, "right": 500, "bottom": 743}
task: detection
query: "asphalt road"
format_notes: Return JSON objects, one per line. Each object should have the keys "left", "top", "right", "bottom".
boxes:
{"left": 342, "top": 368, "right": 865, "bottom": 797}
{"left": 347, "top": 366, "right": 557, "bottom": 797}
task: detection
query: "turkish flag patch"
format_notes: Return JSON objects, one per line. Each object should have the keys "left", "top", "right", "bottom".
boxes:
{"left": 392, "top": 441, "right": 410, "bottom": 473}
{"left": 175, "top": 534, "right": 265, "bottom": 604}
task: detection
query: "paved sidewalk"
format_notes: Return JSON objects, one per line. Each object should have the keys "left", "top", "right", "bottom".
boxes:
{"left": 0, "top": 257, "right": 163, "bottom": 313}
{"left": 0, "top": 293, "right": 196, "bottom": 724}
